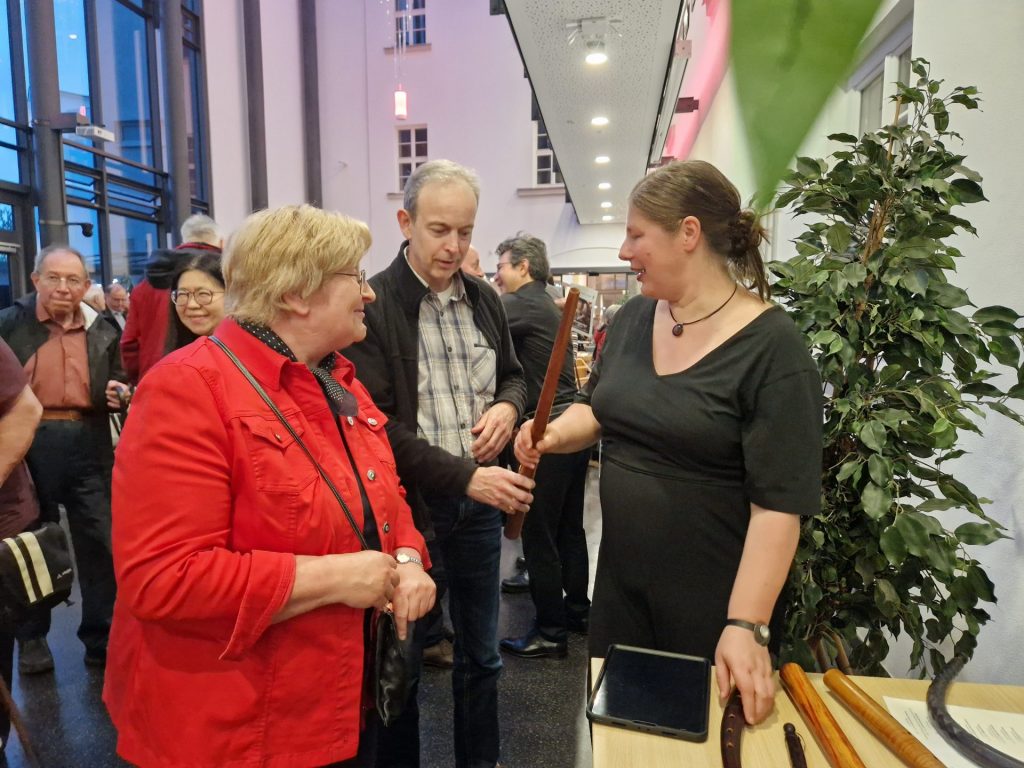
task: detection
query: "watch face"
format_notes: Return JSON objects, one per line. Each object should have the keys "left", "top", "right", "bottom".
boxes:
{"left": 755, "top": 624, "right": 771, "bottom": 646}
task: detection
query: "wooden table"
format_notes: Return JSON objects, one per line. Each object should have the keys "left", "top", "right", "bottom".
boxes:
{"left": 590, "top": 660, "right": 1024, "bottom": 767}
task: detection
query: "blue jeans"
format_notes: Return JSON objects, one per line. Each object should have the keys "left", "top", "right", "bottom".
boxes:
{"left": 376, "top": 496, "right": 502, "bottom": 768}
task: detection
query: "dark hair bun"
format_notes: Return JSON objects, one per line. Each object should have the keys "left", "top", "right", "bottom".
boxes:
{"left": 728, "top": 209, "right": 766, "bottom": 260}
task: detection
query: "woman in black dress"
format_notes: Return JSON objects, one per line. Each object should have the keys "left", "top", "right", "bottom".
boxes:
{"left": 514, "top": 160, "right": 821, "bottom": 725}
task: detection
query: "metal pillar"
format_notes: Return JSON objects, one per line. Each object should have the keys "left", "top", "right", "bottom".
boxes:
{"left": 242, "top": 0, "right": 268, "bottom": 211}
{"left": 299, "top": 0, "right": 322, "bottom": 207}
{"left": 159, "top": 0, "right": 192, "bottom": 238}
{"left": 23, "top": 0, "right": 68, "bottom": 246}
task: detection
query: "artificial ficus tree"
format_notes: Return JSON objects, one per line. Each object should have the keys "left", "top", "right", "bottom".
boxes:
{"left": 769, "top": 59, "right": 1023, "bottom": 676}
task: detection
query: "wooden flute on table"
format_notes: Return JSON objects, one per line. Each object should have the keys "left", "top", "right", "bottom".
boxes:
{"left": 823, "top": 668, "right": 946, "bottom": 768}
{"left": 504, "top": 287, "right": 579, "bottom": 540}
{"left": 780, "top": 663, "right": 868, "bottom": 768}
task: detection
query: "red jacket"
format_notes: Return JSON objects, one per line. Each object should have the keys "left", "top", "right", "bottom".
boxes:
{"left": 119, "top": 278, "right": 168, "bottom": 383}
{"left": 104, "top": 319, "right": 427, "bottom": 767}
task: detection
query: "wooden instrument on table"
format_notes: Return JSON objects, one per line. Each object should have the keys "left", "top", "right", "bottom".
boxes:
{"left": 823, "top": 668, "right": 945, "bottom": 768}
{"left": 720, "top": 689, "right": 744, "bottom": 768}
{"left": 780, "top": 663, "right": 867, "bottom": 768}
{"left": 504, "top": 287, "right": 579, "bottom": 540}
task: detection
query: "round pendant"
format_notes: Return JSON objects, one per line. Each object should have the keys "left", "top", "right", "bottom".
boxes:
{"left": 671, "top": 323, "right": 684, "bottom": 337}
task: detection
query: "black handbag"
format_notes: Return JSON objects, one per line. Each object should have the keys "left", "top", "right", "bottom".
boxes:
{"left": 0, "top": 522, "right": 74, "bottom": 633}
{"left": 210, "top": 336, "right": 412, "bottom": 726}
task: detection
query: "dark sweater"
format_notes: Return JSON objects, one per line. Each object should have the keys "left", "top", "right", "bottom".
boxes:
{"left": 345, "top": 244, "right": 526, "bottom": 531}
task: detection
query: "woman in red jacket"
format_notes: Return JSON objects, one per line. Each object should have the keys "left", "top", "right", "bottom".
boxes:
{"left": 105, "top": 205, "right": 435, "bottom": 767}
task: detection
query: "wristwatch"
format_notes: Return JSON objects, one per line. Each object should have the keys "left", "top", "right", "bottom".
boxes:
{"left": 395, "top": 553, "right": 423, "bottom": 567}
{"left": 725, "top": 619, "right": 771, "bottom": 646}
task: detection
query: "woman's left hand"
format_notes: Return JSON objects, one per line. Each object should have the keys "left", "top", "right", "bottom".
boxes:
{"left": 714, "top": 624, "right": 776, "bottom": 725}
{"left": 390, "top": 564, "right": 436, "bottom": 641}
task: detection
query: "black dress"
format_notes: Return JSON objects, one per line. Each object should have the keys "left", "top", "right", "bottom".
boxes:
{"left": 581, "top": 297, "right": 822, "bottom": 660}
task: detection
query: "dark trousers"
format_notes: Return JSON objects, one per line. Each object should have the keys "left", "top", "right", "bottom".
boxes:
{"left": 377, "top": 497, "right": 502, "bottom": 768}
{"left": 0, "top": 628, "right": 12, "bottom": 752}
{"left": 522, "top": 449, "right": 591, "bottom": 642}
{"left": 18, "top": 421, "right": 115, "bottom": 655}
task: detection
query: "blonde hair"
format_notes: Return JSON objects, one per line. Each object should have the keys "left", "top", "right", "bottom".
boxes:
{"left": 223, "top": 205, "right": 372, "bottom": 325}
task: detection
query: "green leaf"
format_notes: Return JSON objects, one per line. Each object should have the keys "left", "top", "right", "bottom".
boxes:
{"left": 858, "top": 421, "right": 888, "bottom": 453}
{"left": 828, "top": 132, "right": 858, "bottom": 144}
{"left": 966, "top": 565, "right": 996, "bottom": 603}
{"left": 950, "top": 178, "right": 987, "bottom": 203}
{"left": 875, "top": 579, "right": 900, "bottom": 619}
{"left": 954, "top": 522, "right": 1004, "bottom": 546}
{"left": 826, "top": 223, "right": 851, "bottom": 253}
{"left": 973, "top": 305, "right": 1021, "bottom": 324}
{"left": 879, "top": 525, "right": 907, "bottom": 566}
{"left": 862, "top": 482, "right": 892, "bottom": 519}
{"left": 894, "top": 514, "right": 930, "bottom": 556}
{"left": 868, "top": 454, "right": 891, "bottom": 486}
{"left": 901, "top": 269, "right": 930, "bottom": 296}
{"left": 731, "top": 0, "right": 883, "bottom": 206}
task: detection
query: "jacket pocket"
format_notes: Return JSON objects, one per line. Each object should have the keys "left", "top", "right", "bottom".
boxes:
{"left": 239, "top": 414, "right": 318, "bottom": 492}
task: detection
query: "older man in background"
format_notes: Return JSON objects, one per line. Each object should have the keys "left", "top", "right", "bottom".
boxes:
{"left": 104, "top": 282, "right": 129, "bottom": 330}
{"left": 0, "top": 245, "right": 128, "bottom": 674}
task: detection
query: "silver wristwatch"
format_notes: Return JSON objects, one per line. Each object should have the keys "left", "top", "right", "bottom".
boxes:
{"left": 725, "top": 618, "right": 771, "bottom": 646}
{"left": 395, "top": 553, "right": 423, "bottom": 567}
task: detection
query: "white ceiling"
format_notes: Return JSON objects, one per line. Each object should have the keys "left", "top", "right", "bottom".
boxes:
{"left": 503, "top": 0, "right": 691, "bottom": 225}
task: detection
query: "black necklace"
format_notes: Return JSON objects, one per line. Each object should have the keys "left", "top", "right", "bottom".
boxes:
{"left": 667, "top": 283, "right": 739, "bottom": 337}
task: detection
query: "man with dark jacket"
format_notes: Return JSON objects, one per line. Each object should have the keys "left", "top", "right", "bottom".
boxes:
{"left": 0, "top": 245, "right": 128, "bottom": 674}
{"left": 493, "top": 233, "right": 591, "bottom": 660}
{"left": 346, "top": 160, "right": 534, "bottom": 768}
{"left": 120, "top": 214, "right": 222, "bottom": 383}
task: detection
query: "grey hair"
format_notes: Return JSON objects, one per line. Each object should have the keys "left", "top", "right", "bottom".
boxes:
{"left": 180, "top": 214, "right": 222, "bottom": 245}
{"left": 495, "top": 232, "right": 549, "bottom": 282}
{"left": 403, "top": 159, "right": 480, "bottom": 220}
{"left": 33, "top": 244, "right": 88, "bottom": 274}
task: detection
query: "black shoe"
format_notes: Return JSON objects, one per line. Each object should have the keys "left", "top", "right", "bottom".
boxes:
{"left": 566, "top": 615, "right": 590, "bottom": 635}
{"left": 85, "top": 648, "right": 107, "bottom": 668}
{"left": 500, "top": 629, "right": 567, "bottom": 659}
{"left": 501, "top": 570, "right": 530, "bottom": 593}
{"left": 421, "top": 638, "right": 453, "bottom": 669}
{"left": 514, "top": 555, "right": 527, "bottom": 571}
{"left": 17, "top": 638, "right": 55, "bottom": 675}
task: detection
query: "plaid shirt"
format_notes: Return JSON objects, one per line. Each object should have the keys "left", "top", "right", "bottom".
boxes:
{"left": 415, "top": 274, "right": 497, "bottom": 459}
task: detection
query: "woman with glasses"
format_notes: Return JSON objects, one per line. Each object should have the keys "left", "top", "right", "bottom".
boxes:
{"left": 166, "top": 251, "right": 226, "bottom": 352}
{"left": 105, "top": 205, "right": 435, "bottom": 767}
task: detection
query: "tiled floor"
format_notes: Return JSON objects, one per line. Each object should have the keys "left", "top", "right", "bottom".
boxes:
{"left": 3, "top": 467, "right": 603, "bottom": 768}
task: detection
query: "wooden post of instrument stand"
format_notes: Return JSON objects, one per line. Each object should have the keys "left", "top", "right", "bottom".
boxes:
{"left": 504, "top": 287, "right": 579, "bottom": 541}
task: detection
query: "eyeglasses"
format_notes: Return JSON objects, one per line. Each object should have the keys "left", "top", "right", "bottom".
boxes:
{"left": 334, "top": 269, "right": 368, "bottom": 289}
{"left": 495, "top": 260, "right": 513, "bottom": 271}
{"left": 40, "top": 273, "right": 85, "bottom": 290}
{"left": 172, "top": 288, "right": 223, "bottom": 307}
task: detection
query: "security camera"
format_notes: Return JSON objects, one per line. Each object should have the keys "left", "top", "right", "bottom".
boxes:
{"left": 68, "top": 221, "right": 94, "bottom": 238}
{"left": 81, "top": 223, "right": 94, "bottom": 238}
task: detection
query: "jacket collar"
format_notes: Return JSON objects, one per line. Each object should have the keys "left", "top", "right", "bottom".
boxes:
{"left": 385, "top": 240, "right": 485, "bottom": 316}
{"left": 212, "top": 317, "right": 357, "bottom": 392}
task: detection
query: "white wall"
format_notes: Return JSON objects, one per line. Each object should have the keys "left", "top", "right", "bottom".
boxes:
{"left": 260, "top": 0, "right": 305, "bottom": 210}
{"left": 688, "top": 0, "right": 1024, "bottom": 684}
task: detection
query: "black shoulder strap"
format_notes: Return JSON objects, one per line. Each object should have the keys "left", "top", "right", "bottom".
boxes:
{"left": 209, "top": 335, "right": 368, "bottom": 551}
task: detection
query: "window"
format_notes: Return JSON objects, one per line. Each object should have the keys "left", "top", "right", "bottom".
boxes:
{"left": 182, "top": 2, "right": 210, "bottom": 205}
{"left": 857, "top": 41, "right": 912, "bottom": 135}
{"left": 395, "top": 0, "right": 426, "bottom": 47}
{"left": 858, "top": 71, "right": 884, "bottom": 135}
{"left": 534, "top": 117, "right": 562, "bottom": 186}
{"left": 398, "top": 126, "right": 427, "bottom": 190}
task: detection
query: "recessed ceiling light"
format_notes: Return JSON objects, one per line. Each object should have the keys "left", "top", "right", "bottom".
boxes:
{"left": 595, "top": 155, "right": 610, "bottom": 164}
{"left": 600, "top": 201, "right": 613, "bottom": 209}
{"left": 584, "top": 41, "right": 608, "bottom": 66}
{"left": 602, "top": 215, "right": 614, "bottom": 222}
{"left": 591, "top": 116, "right": 609, "bottom": 127}
{"left": 598, "top": 182, "right": 611, "bottom": 190}
{"left": 69, "top": 33, "right": 79, "bottom": 40}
